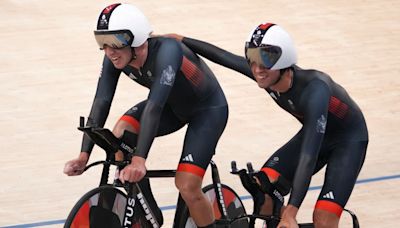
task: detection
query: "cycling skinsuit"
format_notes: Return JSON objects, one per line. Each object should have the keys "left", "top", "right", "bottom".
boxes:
{"left": 181, "top": 37, "right": 368, "bottom": 217}
{"left": 80, "top": 37, "right": 228, "bottom": 178}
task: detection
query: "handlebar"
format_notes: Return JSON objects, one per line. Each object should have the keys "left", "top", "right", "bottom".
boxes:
{"left": 231, "top": 161, "right": 285, "bottom": 205}
{"left": 78, "top": 116, "right": 176, "bottom": 179}
{"left": 78, "top": 116, "right": 135, "bottom": 158}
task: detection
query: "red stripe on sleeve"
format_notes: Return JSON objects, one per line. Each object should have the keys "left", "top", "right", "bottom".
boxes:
{"left": 328, "top": 96, "right": 348, "bottom": 119}
{"left": 181, "top": 56, "right": 203, "bottom": 87}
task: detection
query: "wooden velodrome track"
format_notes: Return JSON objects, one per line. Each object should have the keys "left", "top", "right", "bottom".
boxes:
{"left": 1, "top": 0, "right": 399, "bottom": 227}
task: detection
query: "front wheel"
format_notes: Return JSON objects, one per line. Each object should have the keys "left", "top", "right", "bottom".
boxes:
{"left": 174, "top": 184, "right": 249, "bottom": 227}
{"left": 64, "top": 185, "right": 150, "bottom": 228}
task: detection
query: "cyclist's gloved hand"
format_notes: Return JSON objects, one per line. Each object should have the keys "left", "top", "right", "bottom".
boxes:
{"left": 119, "top": 156, "right": 147, "bottom": 183}
{"left": 64, "top": 152, "right": 89, "bottom": 176}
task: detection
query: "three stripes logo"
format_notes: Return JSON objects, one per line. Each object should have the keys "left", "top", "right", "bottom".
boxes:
{"left": 182, "top": 154, "right": 194, "bottom": 162}
{"left": 322, "top": 191, "right": 335, "bottom": 200}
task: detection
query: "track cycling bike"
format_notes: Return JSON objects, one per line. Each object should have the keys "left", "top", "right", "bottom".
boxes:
{"left": 64, "top": 117, "right": 247, "bottom": 227}
{"left": 227, "top": 161, "right": 360, "bottom": 228}
{"left": 64, "top": 117, "right": 360, "bottom": 227}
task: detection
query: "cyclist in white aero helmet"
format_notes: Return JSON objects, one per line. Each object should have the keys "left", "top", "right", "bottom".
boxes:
{"left": 165, "top": 23, "right": 368, "bottom": 228}
{"left": 244, "top": 23, "right": 297, "bottom": 70}
{"left": 65, "top": 3, "right": 229, "bottom": 227}
{"left": 94, "top": 3, "right": 152, "bottom": 48}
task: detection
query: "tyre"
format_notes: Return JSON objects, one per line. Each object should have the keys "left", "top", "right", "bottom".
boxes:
{"left": 174, "top": 184, "right": 249, "bottom": 227}
{"left": 64, "top": 185, "right": 151, "bottom": 228}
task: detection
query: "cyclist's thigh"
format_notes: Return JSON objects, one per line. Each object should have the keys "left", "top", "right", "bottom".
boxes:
{"left": 121, "top": 100, "right": 186, "bottom": 136}
{"left": 318, "top": 140, "right": 368, "bottom": 208}
{"left": 261, "top": 130, "right": 331, "bottom": 182}
{"left": 177, "top": 104, "right": 229, "bottom": 176}
{"left": 261, "top": 130, "right": 304, "bottom": 182}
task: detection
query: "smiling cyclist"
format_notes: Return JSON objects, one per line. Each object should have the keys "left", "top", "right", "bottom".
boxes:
{"left": 165, "top": 23, "right": 368, "bottom": 228}
{"left": 63, "top": 3, "right": 229, "bottom": 227}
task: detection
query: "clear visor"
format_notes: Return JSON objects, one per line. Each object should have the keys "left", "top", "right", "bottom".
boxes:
{"left": 245, "top": 43, "right": 282, "bottom": 69}
{"left": 94, "top": 30, "right": 134, "bottom": 50}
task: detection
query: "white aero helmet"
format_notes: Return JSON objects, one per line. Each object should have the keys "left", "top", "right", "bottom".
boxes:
{"left": 94, "top": 3, "right": 153, "bottom": 49}
{"left": 245, "top": 23, "right": 297, "bottom": 70}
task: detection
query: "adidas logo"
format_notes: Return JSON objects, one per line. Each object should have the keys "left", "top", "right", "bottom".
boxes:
{"left": 322, "top": 191, "right": 335, "bottom": 200}
{"left": 182, "top": 154, "right": 194, "bottom": 162}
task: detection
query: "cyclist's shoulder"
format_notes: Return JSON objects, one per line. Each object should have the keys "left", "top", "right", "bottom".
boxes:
{"left": 149, "top": 36, "right": 182, "bottom": 52}
{"left": 294, "top": 65, "right": 329, "bottom": 80}
{"left": 293, "top": 68, "right": 333, "bottom": 97}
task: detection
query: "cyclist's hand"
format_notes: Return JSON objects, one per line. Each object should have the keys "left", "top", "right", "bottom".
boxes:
{"left": 277, "top": 218, "right": 298, "bottom": 228}
{"left": 119, "top": 156, "right": 147, "bottom": 183}
{"left": 63, "top": 152, "right": 89, "bottom": 176}
{"left": 278, "top": 205, "right": 299, "bottom": 228}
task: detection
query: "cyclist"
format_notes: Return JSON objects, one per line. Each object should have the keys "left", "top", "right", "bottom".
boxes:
{"left": 63, "top": 3, "right": 228, "bottom": 227}
{"left": 165, "top": 23, "right": 368, "bottom": 228}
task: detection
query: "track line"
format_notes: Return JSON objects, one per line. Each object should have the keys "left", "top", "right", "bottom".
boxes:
{"left": 2, "top": 174, "right": 399, "bottom": 228}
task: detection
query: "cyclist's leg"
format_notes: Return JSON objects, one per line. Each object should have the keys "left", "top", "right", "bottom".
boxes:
{"left": 258, "top": 130, "right": 303, "bottom": 215}
{"left": 113, "top": 101, "right": 185, "bottom": 159}
{"left": 112, "top": 102, "right": 145, "bottom": 160}
{"left": 313, "top": 140, "right": 367, "bottom": 228}
{"left": 112, "top": 101, "right": 186, "bottom": 226}
{"left": 175, "top": 104, "right": 228, "bottom": 227}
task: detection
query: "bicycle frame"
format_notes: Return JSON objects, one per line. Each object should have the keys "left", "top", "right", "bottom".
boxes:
{"left": 230, "top": 161, "right": 360, "bottom": 228}
{"left": 73, "top": 116, "right": 233, "bottom": 228}
{"left": 230, "top": 161, "right": 283, "bottom": 227}
{"left": 71, "top": 117, "right": 359, "bottom": 228}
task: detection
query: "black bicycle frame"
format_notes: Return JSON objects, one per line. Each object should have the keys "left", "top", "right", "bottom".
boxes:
{"left": 77, "top": 116, "right": 235, "bottom": 228}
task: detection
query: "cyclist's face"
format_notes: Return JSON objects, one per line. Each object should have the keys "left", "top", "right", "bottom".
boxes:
{"left": 103, "top": 45, "right": 133, "bottom": 69}
{"left": 250, "top": 62, "right": 280, "bottom": 88}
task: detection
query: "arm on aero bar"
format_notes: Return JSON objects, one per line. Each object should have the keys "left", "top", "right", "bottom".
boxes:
{"left": 78, "top": 117, "right": 134, "bottom": 158}
{"left": 79, "top": 117, "right": 177, "bottom": 176}
{"left": 231, "top": 161, "right": 286, "bottom": 216}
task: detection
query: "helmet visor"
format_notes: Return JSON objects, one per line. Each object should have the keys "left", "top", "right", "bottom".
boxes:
{"left": 94, "top": 30, "right": 134, "bottom": 50}
{"left": 245, "top": 43, "right": 282, "bottom": 69}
